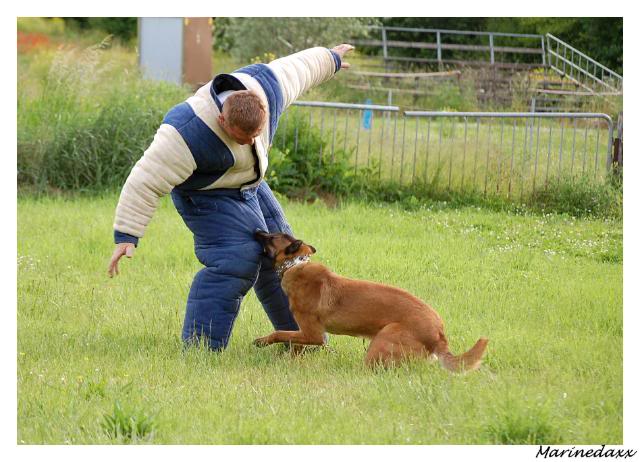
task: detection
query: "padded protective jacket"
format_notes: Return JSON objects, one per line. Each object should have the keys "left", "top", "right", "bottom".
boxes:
{"left": 113, "top": 47, "right": 341, "bottom": 245}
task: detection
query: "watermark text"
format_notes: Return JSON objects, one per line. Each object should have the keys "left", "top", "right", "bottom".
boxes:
{"left": 536, "top": 445, "right": 637, "bottom": 459}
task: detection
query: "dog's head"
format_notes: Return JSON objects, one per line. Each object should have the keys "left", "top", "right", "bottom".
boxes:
{"left": 254, "top": 231, "right": 316, "bottom": 264}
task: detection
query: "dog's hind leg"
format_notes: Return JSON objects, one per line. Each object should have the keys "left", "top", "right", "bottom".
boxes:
{"left": 364, "top": 323, "right": 429, "bottom": 368}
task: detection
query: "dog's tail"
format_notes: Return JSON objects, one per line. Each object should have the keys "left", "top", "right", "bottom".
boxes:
{"left": 436, "top": 337, "right": 489, "bottom": 373}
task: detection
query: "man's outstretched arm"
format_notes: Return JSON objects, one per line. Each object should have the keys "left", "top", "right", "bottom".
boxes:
{"left": 266, "top": 44, "right": 354, "bottom": 110}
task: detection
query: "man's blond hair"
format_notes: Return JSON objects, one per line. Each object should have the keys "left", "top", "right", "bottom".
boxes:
{"left": 223, "top": 90, "right": 267, "bottom": 135}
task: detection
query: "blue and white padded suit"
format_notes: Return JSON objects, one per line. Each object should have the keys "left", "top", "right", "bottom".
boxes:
{"left": 112, "top": 47, "right": 342, "bottom": 349}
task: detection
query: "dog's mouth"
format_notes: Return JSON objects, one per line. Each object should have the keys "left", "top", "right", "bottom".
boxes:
{"left": 254, "top": 231, "right": 316, "bottom": 260}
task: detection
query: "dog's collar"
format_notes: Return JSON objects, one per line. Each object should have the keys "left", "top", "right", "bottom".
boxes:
{"left": 276, "top": 255, "right": 310, "bottom": 279}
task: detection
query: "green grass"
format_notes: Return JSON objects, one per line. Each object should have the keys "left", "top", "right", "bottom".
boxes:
{"left": 18, "top": 194, "right": 622, "bottom": 444}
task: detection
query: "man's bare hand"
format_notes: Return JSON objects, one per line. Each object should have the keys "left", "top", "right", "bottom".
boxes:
{"left": 331, "top": 44, "right": 355, "bottom": 69}
{"left": 108, "top": 243, "right": 135, "bottom": 277}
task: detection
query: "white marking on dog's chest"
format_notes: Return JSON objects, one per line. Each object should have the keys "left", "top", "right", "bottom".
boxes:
{"left": 276, "top": 256, "right": 310, "bottom": 279}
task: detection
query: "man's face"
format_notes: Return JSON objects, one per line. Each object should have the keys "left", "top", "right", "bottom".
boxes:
{"left": 218, "top": 114, "right": 262, "bottom": 146}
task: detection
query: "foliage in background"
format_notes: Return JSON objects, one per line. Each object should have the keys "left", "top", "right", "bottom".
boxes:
{"left": 266, "top": 113, "right": 359, "bottom": 200}
{"left": 313, "top": 66, "right": 481, "bottom": 111}
{"left": 212, "top": 17, "right": 380, "bottom": 61}
{"left": 63, "top": 18, "right": 138, "bottom": 43}
{"left": 18, "top": 44, "right": 189, "bottom": 192}
{"left": 18, "top": 17, "right": 134, "bottom": 50}
{"left": 489, "top": 18, "right": 623, "bottom": 75}
{"left": 17, "top": 23, "right": 622, "bottom": 218}
{"left": 22, "top": 17, "right": 622, "bottom": 73}
{"left": 18, "top": 17, "right": 66, "bottom": 35}
{"left": 376, "top": 17, "right": 623, "bottom": 74}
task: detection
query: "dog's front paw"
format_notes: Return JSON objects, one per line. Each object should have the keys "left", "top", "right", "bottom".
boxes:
{"left": 253, "top": 336, "right": 271, "bottom": 348}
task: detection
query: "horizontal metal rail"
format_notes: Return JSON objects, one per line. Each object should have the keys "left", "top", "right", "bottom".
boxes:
{"left": 354, "top": 26, "right": 545, "bottom": 68}
{"left": 405, "top": 111, "right": 612, "bottom": 123}
{"left": 291, "top": 101, "right": 400, "bottom": 112}
{"left": 535, "top": 89, "right": 622, "bottom": 97}
{"left": 354, "top": 39, "right": 543, "bottom": 54}
{"left": 351, "top": 70, "right": 461, "bottom": 79}
{"left": 367, "top": 55, "right": 541, "bottom": 70}
{"left": 364, "top": 25, "right": 543, "bottom": 39}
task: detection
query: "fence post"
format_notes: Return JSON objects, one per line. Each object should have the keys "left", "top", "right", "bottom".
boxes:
{"left": 436, "top": 31, "right": 442, "bottom": 69}
{"left": 489, "top": 33, "right": 495, "bottom": 65}
{"left": 606, "top": 117, "right": 614, "bottom": 172}
{"left": 612, "top": 112, "right": 623, "bottom": 176}
{"left": 381, "top": 27, "right": 388, "bottom": 60}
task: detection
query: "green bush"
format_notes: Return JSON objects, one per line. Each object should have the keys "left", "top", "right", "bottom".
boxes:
{"left": 18, "top": 45, "right": 190, "bottom": 192}
{"left": 64, "top": 18, "right": 138, "bottom": 42}
{"left": 267, "top": 112, "right": 359, "bottom": 200}
{"left": 86, "top": 18, "right": 137, "bottom": 42}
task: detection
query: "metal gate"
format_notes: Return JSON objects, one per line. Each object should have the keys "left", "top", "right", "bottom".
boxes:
{"left": 275, "top": 102, "right": 616, "bottom": 200}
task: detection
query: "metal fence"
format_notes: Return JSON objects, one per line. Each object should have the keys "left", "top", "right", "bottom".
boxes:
{"left": 351, "top": 26, "right": 545, "bottom": 69}
{"left": 546, "top": 34, "right": 623, "bottom": 94}
{"left": 276, "top": 102, "right": 615, "bottom": 199}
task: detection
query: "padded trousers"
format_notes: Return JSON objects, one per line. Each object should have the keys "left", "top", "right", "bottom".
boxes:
{"left": 171, "top": 181, "right": 299, "bottom": 350}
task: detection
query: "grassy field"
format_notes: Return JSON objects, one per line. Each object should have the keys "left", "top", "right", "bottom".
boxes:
{"left": 17, "top": 194, "right": 622, "bottom": 444}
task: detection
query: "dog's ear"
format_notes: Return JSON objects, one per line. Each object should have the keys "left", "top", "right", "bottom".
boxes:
{"left": 308, "top": 245, "right": 317, "bottom": 254}
{"left": 254, "top": 230, "right": 270, "bottom": 240}
{"left": 285, "top": 240, "right": 303, "bottom": 255}
{"left": 266, "top": 247, "right": 277, "bottom": 259}
{"left": 254, "top": 231, "right": 277, "bottom": 258}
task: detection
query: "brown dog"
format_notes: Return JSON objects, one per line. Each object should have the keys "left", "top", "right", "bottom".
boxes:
{"left": 253, "top": 231, "right": 488, "bottom": 371}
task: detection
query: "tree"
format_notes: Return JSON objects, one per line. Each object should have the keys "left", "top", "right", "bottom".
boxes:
{"left": 213, "top": 18, "right": 379, "bottom": 61}
{"left": 64, "top": 18, "right": 137, "bottom": 42}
